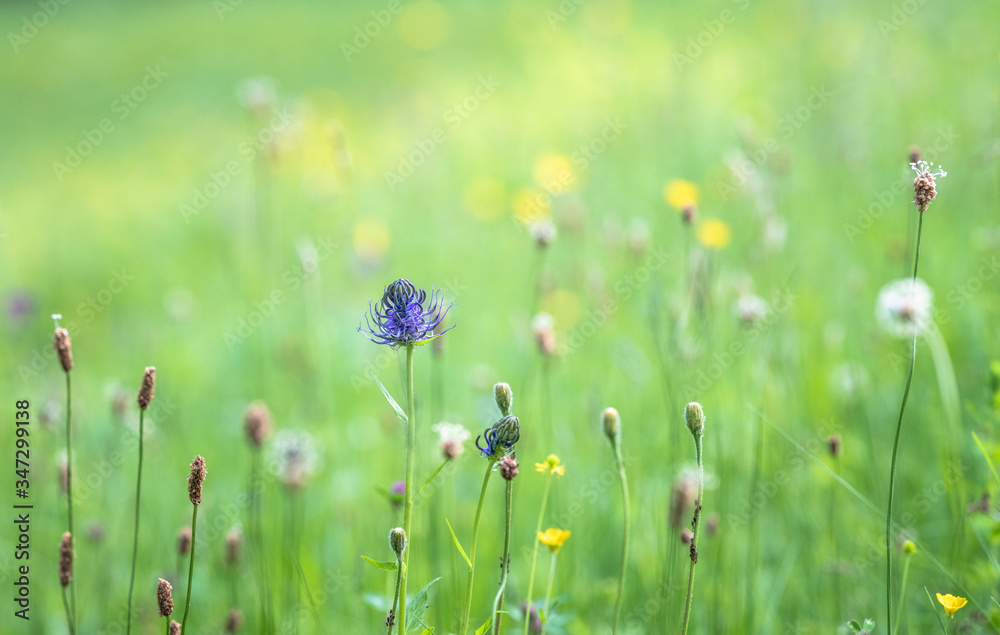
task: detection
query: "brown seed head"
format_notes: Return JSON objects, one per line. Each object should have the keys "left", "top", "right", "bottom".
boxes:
{"left": 226, "top": 608, "right": 244, "bottom": 632}
{"left": 499, "top": 455, "right": 519, "bottom": 481}
{"left": 169, "top": 620, "right": 181, "bottom": 635}
{"left": 681, "top": 528, "right": 694, "bottom": 545}
{"left": 244, "top": 401, "right": 272, "bottom": 447}
{"left": 59, "top": 532, "right": 72, "bottom": 586}
{"left": 441, "top": 439, "right": 462, "bottom": 461}
{"left": 177, "top": 526, "right": 192, "bottom": 556}
{"left": 828, "top": 434, "right": 842, "bottom": 458}
{"left": 908, "top": 146, "right": 921, "bottom": 165}
{"left": 681, "top": 204, "right": 697, "bottom": 225}
{"left": 157, "top": 578, "right": 174, "bottom": 617}
{"left": 913, "top": 171, "right": 937, "bottom": 213}
{"left": 137, "top": 366, "right": 156, "bottom": 410}
{"left": 54, "top": 327, "right": 73, "bottom": 372}
{"left": 188, "top": 455, "right": 207, "bottom": 505}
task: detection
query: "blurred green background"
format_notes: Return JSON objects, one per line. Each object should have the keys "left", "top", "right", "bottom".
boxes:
{"left": 2, "top": 0, "right": 999, "bottom": 633}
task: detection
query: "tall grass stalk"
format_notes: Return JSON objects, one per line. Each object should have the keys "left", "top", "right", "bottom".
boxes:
{"left": 460, "top": 460, "right": 496, "bottom": 635}
{"left": 523, "top": 471, "right": 555, "bottom": 635}
{"left": 125, "top": 407, "right": 146, "bottom": 635}
{"left": 681, "top": 403, "right": 705, "bottom": 635}
{"left": 398, "top": 344, "right": 416, "bottom": 634}
{"left": 885, "top": 209, "right": 925, "bottom": 635}
{"left": 492, "top": 477, "right": 514, "bottom": 635}
{"left": 64, "top": 372, "right": 77, "bottom": 626}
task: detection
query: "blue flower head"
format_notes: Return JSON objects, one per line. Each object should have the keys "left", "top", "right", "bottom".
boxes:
{"left": 359, "top": 278, "right": 454, "bottom": 348}
{"left": 476, "top": 415, "right": 520, "bottom": 460}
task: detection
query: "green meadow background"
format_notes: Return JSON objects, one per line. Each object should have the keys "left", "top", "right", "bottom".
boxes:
{"left": 1, "top": 0, "right": 999, "bottom": 633}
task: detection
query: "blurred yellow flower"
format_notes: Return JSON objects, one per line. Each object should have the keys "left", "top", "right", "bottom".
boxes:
{"left": 463, "top": 177, "right": 506, "bottom": 221}
{"left": 697, "top": 219, "right": 731, "bottom": 250}
{"left": 352, "top": 219, "right": 391, "bottom": 261}
{"left": 535, "top": 454, "right": 565, "bottom": 476}
{"left": 533, "top": 154, "right": 575, "bottom": 193}
{"left": 513, "top": 188, "right": 551, "bottom": 226}
{"left": 538, "top": 528, "right": 571, "bottom": 554}
{"left": 936, "top": 593, "right": 967, "bottom": 618}
{"left": 540, "top": 289, "right": 582, "bottom": 330}
{"left": 663, "top": 179, "right": 700, "bottom": 210}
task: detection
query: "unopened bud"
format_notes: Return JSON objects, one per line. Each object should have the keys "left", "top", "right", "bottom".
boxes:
{"left": 685, "top": 402, "right": 705, "bottom": 438}
{"left": 389, "top": 527, "right": 407, "bottom": 559}
{"left": 494, "top": 382, "right": 513, "bottom": 416}
{"left": 602, "top": 407, "right": 620, "bottom": 444}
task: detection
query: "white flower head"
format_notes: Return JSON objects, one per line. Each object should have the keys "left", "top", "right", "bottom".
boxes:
{"left": 268, "top": 429, "right": 320, "bottom": 490}
{"left": 531, "top": 312, "right": 557, "bottom": 356}
{"left": 876, "top": 277, "right": 934, "bottom": 338}
{"left": 734, "top": 293, "right": 770, "bottom": 325}
{"left": 529, "top": 218, "right": 557, "bottom": 248}
{"left": 431, "top": 422, "right": 471, "bottom": 460}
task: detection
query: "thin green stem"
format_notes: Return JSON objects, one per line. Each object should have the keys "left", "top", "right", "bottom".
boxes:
{"left": 65, "top": 372, "right": 77, "bottom": 626}
{"left": 894, "top": 554, "right": 912, "bottom": 635}
{"left": 126, "top": 409, "right": 145, "bottom": 635}
{"left": 886, "top": 210, "right": 924, "bottom": 635}
{"left": 542, "top": 552, "right": 557, "bottom": 634}
{"left": 399, "top": 344, "right": 416, "bottom": 634}
{"left": 612, "top": 443, "right": 629, "bottom": 634}
{"left": 681, "top": 432, "right": 704, "bottom": 635}
{"left": 181, "top": 504, "right": 200, "bottom": 632}
{"left": 387, "top": 554, "right": 403, "bottom": 635}
{"left": 523, "top": 474, "right": 554, "bottom": 635}
{"left": 62, "top": 585, "right": 75, "bottom": 635}
{"left": 493, "top": 479, "right": 514, "bottom": 635}
{"left": 165, "top": 618, "right": 170, "bottom": 635}
{"left": 460, "top": 460, "right": 496, "bottom": 635}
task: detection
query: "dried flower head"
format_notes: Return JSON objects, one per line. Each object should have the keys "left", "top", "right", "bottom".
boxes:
{"left": 499, "top": 455, "right": 519, "bottom": 480}
{"left": 269, "top": 430, "right": 320, "bottom": 491}
{"left": 53, "top": 325, "right": 73, "bottom": 372}
{"left": 188, "top": 455, "right": 207, "bottom": 505}
{"left": 226, "top": 608, "right": 244, "bottom": 632}
{"left": 359, "top": 278, "right": 454, "bottom": 348}
{"left": 169, "top": 620, "right": 181, "bottom": 635}
{"left": 58, "top": 532, "right": 72, "bottom": 586}
{"left": 432, "top": 422, "right": 471, "bottom": 461}
{"left": 388, "top": 527, "right": 407, "bottom": 559}
{"left": 476, "top": 415, "right": 520, "bottom": 460}
{"left": 157, "top": 578, "right": 174, "bottom": 617}
{"left": 876, "top": 278, "right": 934, "bottom": 339}
{"left": 225, "top": 528, "right": 242, "bottom": 566}
{"left": 177, "top": 526, "right": 192, "bottom": 556}
{"left": 244, "top": 401, "right": 273, "bottom": 448}
{"left": 911, "top": 160, "right": 946, "bottom": 213}
{"left": 532, "top": 313, "right": 557, "bottom": 357}
{"left": 137, "top": 366, "right": 156, "bottom": 410}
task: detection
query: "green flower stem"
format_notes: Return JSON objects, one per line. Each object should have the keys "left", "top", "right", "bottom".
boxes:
{"left": 680, "top": 431, "right": 704, "bottom": 635}
{"left": 164, "top": 618, "right": 170, "bottom": 635}
{"left": 181, "top": 504, "right": 199, "bottom": 632}
{"left": 894, "top": 554, "right": 913, "bottom": 635}
{"left": 64, "top": 372, "right": 77, "bottom": 627}
{"left": 399, "top": 344, "right": 416, "bottom": 634}
{"left": 523, "top": 473, "right": 554, "bottom": 635}
{"left": 612, "top": 442, "right": 629, "bottom": 634}
{"left": 886, "top": 210, "right": 924, "bottom": 635}
{"left": 493, "top": 478, "right": 514, "bottom": 635}
{"left": 126, "top": 408, "right": 145, "bottom": 635}
{"left": 62, "top": 585, "right": 75, "bottom": 635}
{"left": 542, "top": 552, "right": 558, "bottom": 634}
{"left": 460, "top": 459, "right": 496, "bottom": 635}
{"left": 387, "top": 552, "right": 403, "bottom": 635}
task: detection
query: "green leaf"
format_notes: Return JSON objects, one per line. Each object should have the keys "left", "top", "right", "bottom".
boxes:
{"left": 473, "top": 618, "right": 491, "bottom": 635}
{"left": 416, "top": 459, "right": 449, "bottom": 498}
{"left": 972, "top": 432, "right": 1000, "bottom": 489}
{"left": 405, "top": 577, "right": 441, "bottom": 632}
{"left": 360, "top": 555, "right": 398, "bottom": 572}
{"left": 371, "top": 372, "right": 407, "bottom": 423}
{"left": 445, "top": 518, "right": 472, "bottom": 568}
{"left": 418, "top": 629, "right": 435, "bottom": 635}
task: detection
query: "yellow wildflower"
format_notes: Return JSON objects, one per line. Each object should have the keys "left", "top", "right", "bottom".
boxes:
{"left": 534, "top": 454, "right": 565, "bottom": 476}
{"left": 538, "top": 528, "right": 571, "bottom": 554}
{"left": 697, "top": 219, "right": 731, "bottom": 250}
{"left": 936, "top": 593, "right": 967, "bottom": 618}
{"left": 663, "top": 179, "right": 700, "bottom": 210}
